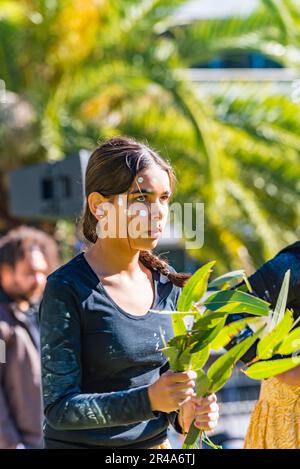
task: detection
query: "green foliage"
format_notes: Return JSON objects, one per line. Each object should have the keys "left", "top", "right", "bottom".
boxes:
{"left": 177, "top": 261, "right": 215, "bottom": 312}
{"left": 257, "top": 309, "right": 294, "bottom": 359}
{"left": 210, "top": 317, "right": 265, "bottom": 350}
{"left": 203, "top": 290, "right": 270, "bottom": 316}
{"left": 208, "top": 270, "right": 253, "bottom": 292}
{"left": 243, "top": 355, "right": 300, "bottom": 379}
{"left": 242, "top": 269, "right": 300, "bottom": 381}
{"left": 276, "top": 327, "right": 300, "bottom": 355}
{"left": 270, "top": 270, "right": 291, "bottom": 328}
{"left": 157, "top": 261, "right": 298, "bottom": 449}
{"left": 154, "top": 261, "right": 270, "bottom": 448}
{"left": 190, "top": 318, "right": 227, "bottom": 353}
{"left": 207, "top": 326, "right": 265, "bottom": 393}
{"left": 0, "top": 1, "right": 299, "bottom": 268}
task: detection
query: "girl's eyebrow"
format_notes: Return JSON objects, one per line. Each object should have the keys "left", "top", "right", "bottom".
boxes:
{"left": 129, "top": 188, "right": 171, "bottom": 196}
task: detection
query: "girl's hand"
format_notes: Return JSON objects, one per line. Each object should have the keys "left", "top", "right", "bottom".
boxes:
{"left": 178, "top": 393, "right": 219, "bottom": 433}
{"left": 148, "top": 370, "right": 197, "bottom": 413}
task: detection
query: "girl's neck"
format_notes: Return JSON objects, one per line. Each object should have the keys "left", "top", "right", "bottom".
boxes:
{"left": 85, "top": 238, "right": 145, "bottom": 279}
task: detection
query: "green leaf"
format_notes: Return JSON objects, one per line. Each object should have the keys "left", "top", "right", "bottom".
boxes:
{"left": 242, "top": 272, "right": 253, "bottom": 293}
{"left": 203, "top": 290, "right": 270, "bottom": 316}
{"left": 176, "top": 348, "right": 192, "bottom": 372}
{"left": 257, "top": 309, "right": 294, "bottom": 360}
{"left": 195, "top": 369, "right": 212, "bottom": 397}
{"left": 176, "top": 343, "right": 209, "bottom": 372}
{"left": 160, "top": 346, "right": 181, "bottom": 371}
{"left": 172, "top": 312, "right": 187, "bottom": 337}
{"left": 202, "top": 301, "right": 243, "bottom": 314}
{"left": 235, "top": 283, "right": 250, "bottom": 293}
{"left": 210, "top": 317, "right": 266, "bottom": 351}
{"left": 182, "top": 368, "right": 213, "bottom": 450}
{"left": 190, "top": 346, "right": 210, "bottom": 372}
{"left": 177, "top": 261, "right": 216, "bottom": 312}
{"left": 190, "top": 317, "right": 226, "bottom": 353}
{"left": 276, "top": 326, "right": 300, "bottom": 355}
{"left": 243, "top": 355, "right": 300, "bottom": 380}
{"left": 168, "top": 334, "right": 187, "bottom": 349}
{"left": 208, "top": 270, "right": 245, "bottom": 289}
{"left": 192, "top": 311, "right": 229, "bottom": 330}
{"left": 207, "top": 326, "right": 265, "bottom": 393}
{"left": 270, "top": 269, "right": 291, "bottom": 328}
{"left": 182, "top": 425, "right": 202, "bottom": 449}
{"left": 202, "top": 433, "right": 222, "bottom": 449}
{"left": 172, "top": 261, "right": 215, "bottom": 337}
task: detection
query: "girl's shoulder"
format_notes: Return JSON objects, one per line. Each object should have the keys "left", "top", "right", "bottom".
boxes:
{"left": 47, "top": 252, "right": 84, "bottom": 280}
{"left": 45, "top": 252, "right": 92, "bottom": 295}
{"left": 41, "top": 252, "right": 96, "bottom": 319}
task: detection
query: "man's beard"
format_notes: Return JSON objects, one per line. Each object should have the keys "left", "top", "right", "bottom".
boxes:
{"left": 13, "top": 291, "right": 31, "bottom": 302}
{"left": 11, "top": 282, "right": 34, "bottom": 303}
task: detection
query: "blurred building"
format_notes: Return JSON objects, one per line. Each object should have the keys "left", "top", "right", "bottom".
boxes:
{"left": 176, "top": 0, "right": 298, "bottom": 97}
{"left": 176, "top": 0, "right": 260, "bottom": 20}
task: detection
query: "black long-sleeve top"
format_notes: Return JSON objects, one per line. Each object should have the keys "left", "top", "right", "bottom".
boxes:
{"left": 39, "top": 252, "right": 183, "bottom": 449}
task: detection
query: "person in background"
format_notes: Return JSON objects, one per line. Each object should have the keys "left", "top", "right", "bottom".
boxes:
{"left": 0, "top": 226, "right": 60, "bottom": 449}
{"left": 226, "top": 241, "right": 300, "bottom": 448}
{"left": 243, "top": 241, "right": 300, "bottom": 449}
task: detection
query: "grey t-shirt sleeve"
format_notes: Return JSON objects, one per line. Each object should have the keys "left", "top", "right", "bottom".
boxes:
{"left": 40, "top": 278, "right": 160, "bottom": 430}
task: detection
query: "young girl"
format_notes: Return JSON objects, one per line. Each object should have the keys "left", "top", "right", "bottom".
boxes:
{"left": 39, "top": 136, "right": 219, "bottom": 449}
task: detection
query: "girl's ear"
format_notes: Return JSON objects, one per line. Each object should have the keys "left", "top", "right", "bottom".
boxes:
{"left": 87, "top": 192, "right": 107, "bottom": 220}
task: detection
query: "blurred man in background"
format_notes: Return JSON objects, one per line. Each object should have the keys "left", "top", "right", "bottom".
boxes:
{"left": 0, "top": 226, "right": 60, "bottom": 449}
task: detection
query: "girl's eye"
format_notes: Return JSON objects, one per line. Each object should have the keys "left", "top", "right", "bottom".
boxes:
{"left": 133, "top": 194, "right": 170, "bottom": 203}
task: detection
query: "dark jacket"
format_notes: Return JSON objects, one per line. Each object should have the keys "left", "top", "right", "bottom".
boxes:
{"left": 227, "top": 241, "right": 300, "bottom": 362}
{"left": 0, "top": 290, "right": 42, "bottom": 448}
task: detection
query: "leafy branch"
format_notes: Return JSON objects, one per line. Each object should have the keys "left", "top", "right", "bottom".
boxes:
{"left": 152, "top": 264, "right": 297, "bottom": 449}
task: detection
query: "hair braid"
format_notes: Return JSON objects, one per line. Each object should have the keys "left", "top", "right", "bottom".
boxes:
{"left": 139, "top": 250, "right": 191, "bottom": 288}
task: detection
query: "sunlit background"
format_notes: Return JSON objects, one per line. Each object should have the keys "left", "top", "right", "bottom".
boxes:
{"left": 1, "top": 0, "right": 300, "bottom": 448}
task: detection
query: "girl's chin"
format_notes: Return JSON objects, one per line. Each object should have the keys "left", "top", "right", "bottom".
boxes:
{"left": 133, "top": 237, "right": 160, "bottom": 249}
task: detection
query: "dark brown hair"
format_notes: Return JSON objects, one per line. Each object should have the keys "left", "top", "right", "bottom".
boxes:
{"left": 0, "top": 225, "right": 60, "bottom": 274}
{"left": 81, "top": 136, "right": 191, "bottom": 287}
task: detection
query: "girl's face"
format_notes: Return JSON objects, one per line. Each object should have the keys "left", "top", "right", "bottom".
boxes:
{"left": 126, "top": 165, "right": 171, "bottom": 250}
{"left": 96, "top": 165, "right": 171, "bottom": 250}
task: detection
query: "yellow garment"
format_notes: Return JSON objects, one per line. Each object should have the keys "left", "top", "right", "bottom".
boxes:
{"left": 244, "top": 376, "right": 300, "bottom": 449}
{"left": 149, "top": 439, "right": 172, "bottom": 449}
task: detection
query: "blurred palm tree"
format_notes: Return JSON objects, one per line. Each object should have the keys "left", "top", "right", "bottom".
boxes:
{"left": 0, "top": 0, "right": 299, "bottom": 271}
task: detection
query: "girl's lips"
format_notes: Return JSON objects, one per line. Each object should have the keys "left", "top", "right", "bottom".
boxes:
{"left": 148, "top": 233, "right": 161, "bottom": 238}
{"left": 147, "top": 228, "right": 162, "bottom": 238}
